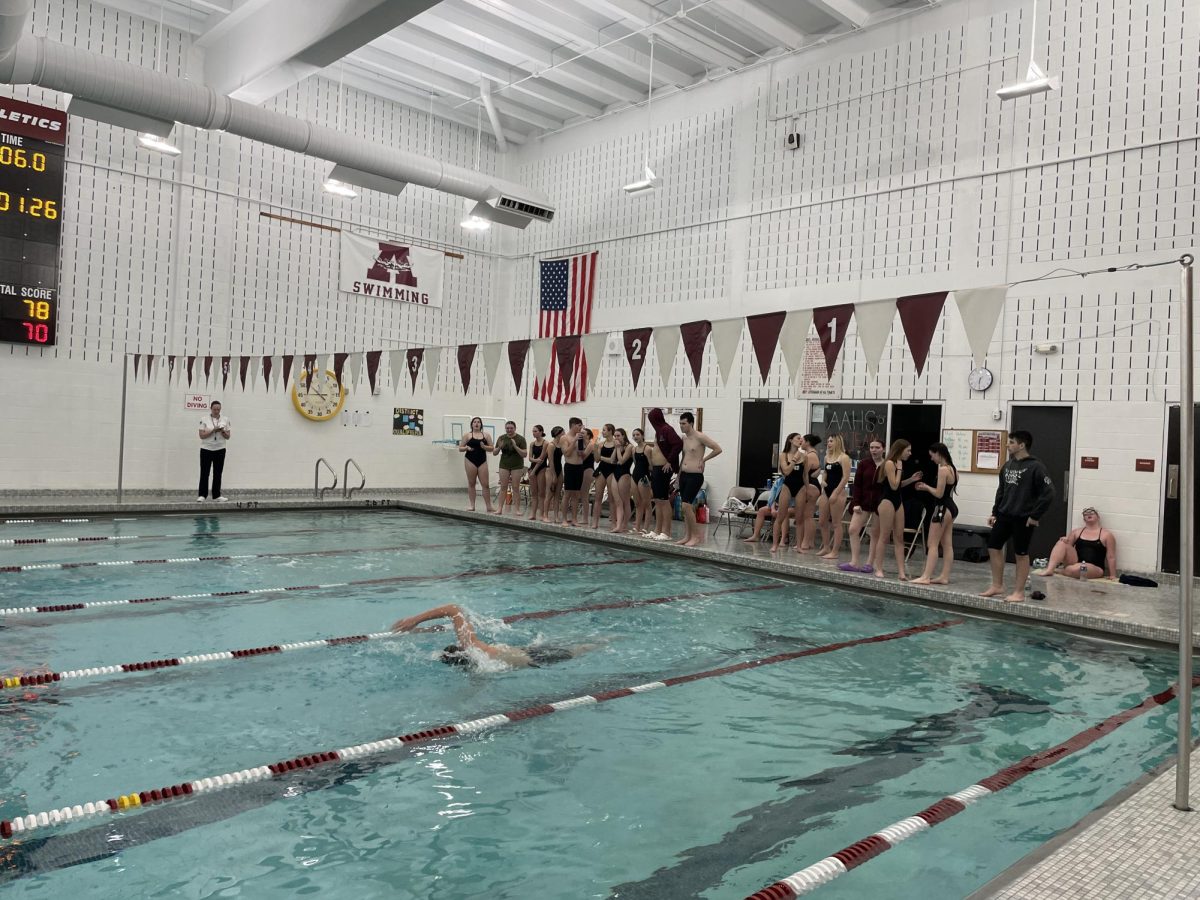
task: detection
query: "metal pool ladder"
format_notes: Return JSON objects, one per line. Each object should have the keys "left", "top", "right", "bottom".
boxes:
{"left": 314, "top": 458, "right": 338, "bottom": 499}
{"left": 343, "top": 458, "right": 366, "bottom": 499}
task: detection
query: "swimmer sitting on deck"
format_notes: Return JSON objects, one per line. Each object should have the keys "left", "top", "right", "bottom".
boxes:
{"left": 391, "top": 603, "right": 599, "bottom": 669}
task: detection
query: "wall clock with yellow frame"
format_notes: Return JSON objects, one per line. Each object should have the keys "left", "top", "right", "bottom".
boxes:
{"left": 291, "top": 368, "right": 347, "bottom": 421}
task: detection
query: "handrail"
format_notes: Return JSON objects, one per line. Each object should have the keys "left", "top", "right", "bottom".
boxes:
{"left": 343, "top": 458, "right": 366, "bottom": 499}
{"left": 314, "top": 458, "right": 338, "bottom": 500}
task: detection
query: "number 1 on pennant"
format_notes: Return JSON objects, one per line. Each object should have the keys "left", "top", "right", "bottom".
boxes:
{"left": 828, "top": 319, "right": 837, "bottom": 343}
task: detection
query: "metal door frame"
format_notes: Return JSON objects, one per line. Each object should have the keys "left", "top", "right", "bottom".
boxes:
{"left": 1007, "top": 400, "right": 1078, "bottom": 541}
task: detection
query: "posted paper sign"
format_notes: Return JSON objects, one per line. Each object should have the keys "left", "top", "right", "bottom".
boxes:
{"left": 184, "top": 394, "right": 210, "bottom": 411}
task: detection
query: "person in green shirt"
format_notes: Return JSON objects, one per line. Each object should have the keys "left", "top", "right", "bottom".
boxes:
{"left": 493, "top": 420, "right": 528, "bottom": 516}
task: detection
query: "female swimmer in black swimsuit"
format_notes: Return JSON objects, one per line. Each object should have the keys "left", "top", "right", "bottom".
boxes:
{"left": 457, "top": 416, "right": 495, "bottom": 512}
{"left": 527, "top": 425, "right": 549, "bottom": 522}
{"left": 545, "top": 426, "right": 565, "bottom": 523}
{"left": 631, "top": 428, "right": 652, "bottom": 534}
{"left": 771, "top": 433, "right": 805, "bottom": 552}
{"left": 870, "top": 439, "right": 922, "bottom": 580}
{"left": 794, "top": 434, "right": 823, "bottom": 554}
{"left": 1033, "top": 507, "right": 1118, "bottom": 579}
{"left": 611, "top": 428, "right": 634, "bottom": 533}
{"left": 591, "top": 424, "right": 617, "bottom": 529}
{"left": 818, "top": 434, "right": 852, "bottom": 561}
{"left": 913, "top": 442, "right": 959, "bottom": 585}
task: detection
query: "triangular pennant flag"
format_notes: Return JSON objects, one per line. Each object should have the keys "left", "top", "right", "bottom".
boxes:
{"left": 710, "top": 319, "right": 743, "bottom": 386}
{"left": 896, "top": 291, "right": 947, "bottom": 376}
{"left": 854, "top": 298, "right": 897, "bottom": 377}
{"left": 581, "top": 332, "right": 608, "bottom": 398}
{"left": 812, "top": 305, "right": 854, "bottom": 378}
{"left": 389, "top": 350, "right": 405, "bottom": 393}
{"left": 481, "top": 342, "right": 504, "bottom": 393}
{"left": 531, "top": 338, "right": 554, "bottom": 385}
{"left": 261, "top": 355, "right": 273, "bottom": 390}
{"left": 221, "top": 356, "right": 232, "bottom": 389}
{"left": 203, "top": 355, "right": 213, "bottom": 386}
{"left": 271, "top": 355, "right": 283, "bottom": 391}
{"left": 167, "top": 355, "right": 177, "bottom": 385}
{"left": 405, "top": 349, "right": 424, "bottom": 393}
{"left": 303, "top": 354, "right": 316, "bottom": 391}
{"left": 653, "top": 326, "right": 680, "bottom": 389}
{"left": 238, "top": 356, "right": 250, "bottom": 390}
{"left": 347, "top": 352, "right": 364, "bottom": 393}
{"left": 746, "top": 311, "right": 785, "bottom": 383}
{"left": 457, "top": 343, "right": 477, "bottom": 394}
{"left": 366, "top": 350, "right": 382, "bottom": 394}
{"left": 952, "top": 286, "right": 1008, "bottom": 367}
{"left": 778, "top": 309, "right": 812, "bottom": 380}
{"left": 281, "top": 354, "right": 294, "bottom": 390}
{"left": 132, "top": 354, "right": 140, "bottom": 379}
{"left": 680, "top": 320, "right": 713, "bottom": 386}
{"left": 145, "top": 355, "right": 155, "bottom": 382}
{"left": 623, "top": 328, "right": 652, "bottom": 389}
{"left": 187, "top": 356, "right": 196, "bottom": 387}
{"left": 508, "top": 340, "right": 530, "bottom": 392}
{"left": 426, "top": 347, "right": 442, "bottom": 391}
{"left": 554, "top": 335, "right": 580, "bottom": 392}
{"left": 333, "top": 352, "right": 349, "bottom": 389}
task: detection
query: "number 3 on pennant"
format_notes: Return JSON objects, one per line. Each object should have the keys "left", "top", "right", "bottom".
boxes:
{"left": 631, "top": 338, "right": 643, "bottom": 360}
{"left": 410, "top": 357, "right": 419, "bottom": 372}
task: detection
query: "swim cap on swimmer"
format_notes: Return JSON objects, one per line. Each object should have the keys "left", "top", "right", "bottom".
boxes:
{"left": 440, "top": 644, "right": 471, "bottom": 667}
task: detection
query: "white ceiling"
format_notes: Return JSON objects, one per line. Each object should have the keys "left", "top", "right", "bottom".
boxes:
{"left": 91, "top": 0, "right": 938, "bottom": 146}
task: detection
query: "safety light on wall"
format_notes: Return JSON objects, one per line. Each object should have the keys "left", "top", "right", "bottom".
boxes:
{"left": 623, "top": 36, "right": 660, "bottom": 197}
{"left": 997, "top": 0, "right": 1061, "bottom": 101}
{"left": 137, "top": 132, "right": 182, "bottom": 156}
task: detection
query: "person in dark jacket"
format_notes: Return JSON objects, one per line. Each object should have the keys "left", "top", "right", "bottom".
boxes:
{"left": 981, "top": 430, "right": 1056, "bottom": 603}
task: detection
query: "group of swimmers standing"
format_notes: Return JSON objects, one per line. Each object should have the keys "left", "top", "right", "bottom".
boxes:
{"left": 456, "top": 409, "right": 722, "bottom": 547}
{"left": 743, "top": 434, "right": 961, "bottom": 584}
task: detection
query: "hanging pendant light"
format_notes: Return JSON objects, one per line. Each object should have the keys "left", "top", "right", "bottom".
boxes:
{"left": 136, "top": 2, "right": 181, "bottom": 155}
{"left": 997, "top": 0, "right": 1061, "bottom": 100}
{"left": 623, "top": 36, "right": 661, "bottom": 196}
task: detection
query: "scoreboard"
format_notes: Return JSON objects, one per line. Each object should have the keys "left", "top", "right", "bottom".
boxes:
{"left": 0, "top": 97, "right": 65, "bottom": 347}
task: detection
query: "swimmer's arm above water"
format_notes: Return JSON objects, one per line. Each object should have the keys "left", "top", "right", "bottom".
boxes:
{"left": 391, "top": 603, "right": 482, "bottom": 649}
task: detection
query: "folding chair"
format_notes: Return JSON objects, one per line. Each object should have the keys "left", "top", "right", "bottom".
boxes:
{"left": 714, "top": 486, "right": 756, "bottom": 537}
{"left": 736, "top": 489, "right": 774, "bottom": 539}
{"left": 903, "top": 507, "right": 927, "bottom": 562}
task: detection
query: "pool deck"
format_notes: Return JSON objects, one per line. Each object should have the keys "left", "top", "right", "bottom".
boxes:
{"left": 2, "top": 487, "right": 1198, "bottom": 899}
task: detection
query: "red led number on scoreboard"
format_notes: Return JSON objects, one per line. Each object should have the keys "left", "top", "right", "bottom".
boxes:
{"left": 22, "top": 322, "right": 49, "bottom": 343}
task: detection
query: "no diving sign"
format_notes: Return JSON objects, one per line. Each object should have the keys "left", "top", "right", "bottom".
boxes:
{"left": 184, "top": 394, "right": 211, "bottom": 411}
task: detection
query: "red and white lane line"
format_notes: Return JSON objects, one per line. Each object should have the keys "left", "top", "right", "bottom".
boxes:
{"left": 0, "top": 527, "right": 326, "bottom": 546}
{"left": 0, "top": 556, "right": 644, "bottom": 616}
{"left": 0, "top": 618, "right": 961, "bottom": 841}
{"left": 4, "top": 518, "right": 92, "bottom": 525}
{"left": 0, "top": 535, "right": 550, "bottom": 574}
{"left": 0, "top": 583, "right": 785, "bottom": 689}
{"left": 744, "top": 675, "right": 1200, "bottom": 900}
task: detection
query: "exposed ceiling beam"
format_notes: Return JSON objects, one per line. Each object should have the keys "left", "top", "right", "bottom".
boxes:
{"left": 196, "top": 0, "right": 442, "bottom": 103}
{"left": 88, "top": 0, "right": 209, "bottom": 32}
{"left": 335, "top": 66, "right": 529, "bottom": 144}
{"left": 806, "top": 0, "right": 871, "bottom": 29}
{"left": 377, "top": 28, "right": 604, "bottom": 119}
{"left": 346, "top": 50, "right": 564, "bottom": 131}
{"left": 462, "top": 0, "right": 697, "bottom": 88}
{"left": 417, "top": 5, "right": 644, "bottom": 102}
{"left": 587, "top": 0, "right": 747, "bottom": 68}
{"left": 479, "top": 78, "right": 507, "bottom": 152}
{"left": 713, "top": 0, "right": 809, "bottom": 49}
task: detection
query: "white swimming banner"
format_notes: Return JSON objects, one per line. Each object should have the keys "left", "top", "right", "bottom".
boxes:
{"left": 340, "top": 231, "right": 445, "bottom": 309}
{"left": 709, "top": 318, "right": 744, "bottom": 386}
{"left": 581, "top": 332, "right": 609, "bottom": 398}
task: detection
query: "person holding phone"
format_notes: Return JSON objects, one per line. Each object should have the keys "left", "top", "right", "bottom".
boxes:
{"left": 197, "top": 400, "right": 231, "bottom": 502}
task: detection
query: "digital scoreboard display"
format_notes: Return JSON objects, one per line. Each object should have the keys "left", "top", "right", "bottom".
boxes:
{"left": 0, "top": 97, "right": 65, "bottom": 347}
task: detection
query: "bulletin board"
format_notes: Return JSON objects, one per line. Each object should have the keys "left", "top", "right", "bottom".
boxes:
{"left": 941, "top": 428, "right": 1008, "bottom": 474}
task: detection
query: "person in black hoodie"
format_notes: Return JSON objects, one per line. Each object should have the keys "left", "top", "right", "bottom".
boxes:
{"left": 981, "top": 430, "right": 1056, "bottom": 603}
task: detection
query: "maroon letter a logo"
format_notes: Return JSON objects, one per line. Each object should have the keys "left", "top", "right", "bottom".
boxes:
{"left": 367, "top": 242, "right": 418, "bottom": 287}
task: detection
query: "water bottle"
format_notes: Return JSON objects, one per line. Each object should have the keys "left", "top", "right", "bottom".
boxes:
{"left": 1078, "top": 562, "right": 1088, "bottom": 581}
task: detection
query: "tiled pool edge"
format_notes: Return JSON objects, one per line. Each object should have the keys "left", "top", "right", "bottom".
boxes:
{"left": 389, "top": 497, "right": 1199, "bottom": 652}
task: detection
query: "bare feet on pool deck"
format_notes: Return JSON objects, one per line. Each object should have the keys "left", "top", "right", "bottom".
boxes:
{"left": 874, "top": 568, "right": 885, "bottom": 578}
{"left": 911, "top": 576, "right": 931, "bottom": 585}
{"left": 931, "top": 577, "right": 950, "bottom": 585}
{"left": 819, "top": 553, "right": 838, "bottom": 561}
{"left": 683, "top": 537, "right": 703, "bottom": 547}
{"left": 898, "top": 573, "right": 909, "bottom": 581}
{"left": 1004, "top": 592, "right": 1025, "bottom": 603}
{"left": 980, "top": 586, "right": 1005, "bottom": 598}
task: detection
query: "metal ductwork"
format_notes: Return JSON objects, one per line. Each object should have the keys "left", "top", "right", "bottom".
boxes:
{"left": 0, "top": 25, "right": 554, "bottom": 226}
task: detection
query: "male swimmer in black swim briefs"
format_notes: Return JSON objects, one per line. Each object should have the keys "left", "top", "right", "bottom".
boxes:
{"left": 391, "top": 604, "right": 601, "bottom": 669}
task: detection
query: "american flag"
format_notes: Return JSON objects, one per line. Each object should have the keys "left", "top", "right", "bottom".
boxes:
{"left": 533, "top": 251, "right": 598, "bottom": 404}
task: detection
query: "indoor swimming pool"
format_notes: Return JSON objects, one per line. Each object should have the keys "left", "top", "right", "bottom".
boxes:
{"left": 0, "top": 509, "right": 1189, "bottom": 898}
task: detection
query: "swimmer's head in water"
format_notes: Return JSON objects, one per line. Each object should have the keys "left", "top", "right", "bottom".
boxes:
{"left": 440, "top": 644, "right": 471, "bottom": 666}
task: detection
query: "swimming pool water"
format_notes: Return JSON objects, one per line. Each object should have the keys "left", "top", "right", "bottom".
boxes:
{"left": 0, "top": 509, "right": 1188, "bottom": 898}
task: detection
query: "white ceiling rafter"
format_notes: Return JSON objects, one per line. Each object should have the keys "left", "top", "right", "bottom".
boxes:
{"left": 709, "top": 0, "right": 810, "bottom": 51}
{"left": 586, "top": 0, "right": 747, "bottom": 69}
{"left": 807, "top": 0, "right": 873, "bottom": 29}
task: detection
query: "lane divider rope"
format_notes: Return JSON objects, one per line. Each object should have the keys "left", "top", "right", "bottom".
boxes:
{"left": 0, "top": 556, "right": 645, "bottom": 616}
{"left": 0, "top": 618, "right": 961, "bottom": 842}
{"left": 0, "top": 535, "right": 551, "bottom": 574}
{"left": 743, "top": 674, "right": 1200, "bottom": 900}
{"left": 0, "top": 527, "right": 325, "bottom": 546}
{"left": 0, "top": 583, "right": 785, "bottom": 689}
{"left": 5, "top": 518, "right": 91, "bottom": 524}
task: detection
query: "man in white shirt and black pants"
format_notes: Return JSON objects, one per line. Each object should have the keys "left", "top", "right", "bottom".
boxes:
{"left": 198, "top": 400, "right": 231, "bottom": 502}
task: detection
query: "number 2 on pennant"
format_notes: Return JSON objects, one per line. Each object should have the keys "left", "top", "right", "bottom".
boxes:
{"left": 631, "top": 338, "right": 643, "bottom": 360}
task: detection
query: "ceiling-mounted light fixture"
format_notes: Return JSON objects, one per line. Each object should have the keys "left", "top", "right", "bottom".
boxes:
{"left": 461, "top": 86, "right": 491, "bottom": 231}
{"left": 321, "top": 176, "right": 358, "bottom": 198}
{"left": 137, "top": 132, "right": 181, "bottom": 155}
{"left": 136, "top": 2, "right": 181, "bottom": 156}
{"left": 623, "top": 35, "right": 659, "bottom": 197}
{"left": 997, "top": 0, "right": 1060, "bottom": 101}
